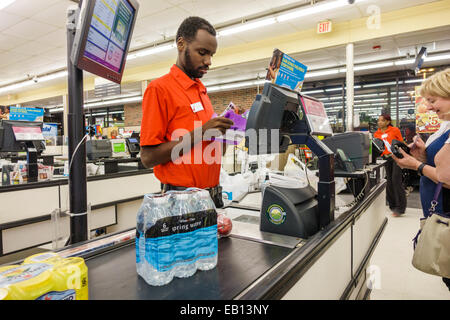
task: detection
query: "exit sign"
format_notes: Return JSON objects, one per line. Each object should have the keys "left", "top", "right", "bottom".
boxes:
{"left": 317, "top": 21, "right": 332, "bottom": 34}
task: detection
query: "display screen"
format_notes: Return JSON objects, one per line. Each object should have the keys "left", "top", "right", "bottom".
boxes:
{"left": 12, "top": 126, "right": 44, "bottom": 141}
{"left": 83, "top": 0, "right": 136, "bottom": 74}
{"left": 300, "top": 96, "right": 333, "bottom": 136}
{"left": 113, "top": 142, "right": 126, "bottom": 153}
{"left": 128, "top": 138, "right": 138, "bottom": 143}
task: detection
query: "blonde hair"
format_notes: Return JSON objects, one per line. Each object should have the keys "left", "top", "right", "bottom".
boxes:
{"left": 419, "top": 68, "right": 450, "bottom": 98}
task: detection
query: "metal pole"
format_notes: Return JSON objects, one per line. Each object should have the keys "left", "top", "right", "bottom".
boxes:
{"left": 67, "top": 3, "right": 88, "bottom": 244}
{"left": 346, "top": 43, "right": 354, "bottom": 131}
{"left": 396, "top": 78, "right": 400, "bottom": 127}
{"left": 342, "top": 80, "right": 346, "bottom": 132}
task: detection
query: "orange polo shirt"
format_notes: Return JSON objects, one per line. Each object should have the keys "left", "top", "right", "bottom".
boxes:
{"left": 374, "top": 126, "right": 404, "bottom": 156}
{"left": 140, "top": 65, "right": 222, "bottom": 189}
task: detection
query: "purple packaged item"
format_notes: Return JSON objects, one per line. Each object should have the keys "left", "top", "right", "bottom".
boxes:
{"left": 210, "top": 110, "right": 247, "bottom": 145}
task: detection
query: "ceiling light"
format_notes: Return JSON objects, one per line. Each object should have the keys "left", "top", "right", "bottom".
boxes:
{"left": 218, "top": 17, "right": 277, "bottom": 36}
{"left": 38, "top": 71, "right": 68, "bottom": 83}
{"left": 404, "top": 79, "right": 423, "bottom": 84}
{"left": 127, "top": 43, "right": 175, "bottom": 61}
{"left": 0, "top": 80, "right": 34, "bottom": 95}
{"left": 0, "top": 0, "right": 15, "bottom": 10}
{"left": 305, "top": 69, "right": 340, "bottom": 78}
{"left": 277, "top": 0, "right": 367, "bottom": 22}
{"left": 424, "top": 54, "right": 450, "bottom": 62}
{"left": 363, "top": 81, "right": 397, "bottom": 88}
{"left": 395, "top": 59, "right": 415, "bottom": 66}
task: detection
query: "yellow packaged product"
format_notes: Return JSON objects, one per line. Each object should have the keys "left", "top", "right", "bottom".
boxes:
{"left": 0, "top": 265, "right": 20, "bottom": 273}
{"left": 52, "top": 257, "right": 89, "bottom": 300}
{"left": 0, "top": 288, "right": 9, "bottom": 300}
{"left": 0, "top": 263, "right": 54, "bottom": 300}
{"left": 23, "top": 252, "right": 62, "bottom": 265}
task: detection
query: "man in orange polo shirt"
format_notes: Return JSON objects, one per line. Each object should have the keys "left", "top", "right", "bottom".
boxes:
{"left": 140, "top": 16, "right": 233, "bottom": 207}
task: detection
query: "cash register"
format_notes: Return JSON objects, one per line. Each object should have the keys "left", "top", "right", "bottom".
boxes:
{"left": 245, "top": 82, "right": 335, "bottom": 238}
{"left": 0, "top": 120, "right": 45, "bottom": 183}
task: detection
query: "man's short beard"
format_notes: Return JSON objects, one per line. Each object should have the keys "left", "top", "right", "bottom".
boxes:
{"left": 184, "top": 47, "right": 203, "bottom": 79}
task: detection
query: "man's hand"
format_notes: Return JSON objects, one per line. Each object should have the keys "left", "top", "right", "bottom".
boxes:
{"left": 202, "top": 117, "right": 234, "bottom": 135}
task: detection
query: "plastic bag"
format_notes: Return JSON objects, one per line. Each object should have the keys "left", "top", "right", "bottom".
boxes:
{"left": 217, "top": 210, "right": 233, "bottom": 238}
{"left": 220, "top": 169, "right": 252, "bottom": 204}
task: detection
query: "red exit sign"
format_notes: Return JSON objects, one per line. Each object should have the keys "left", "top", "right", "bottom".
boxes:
{"left": 317, "top": 21, "right": 332, "bottom": 34}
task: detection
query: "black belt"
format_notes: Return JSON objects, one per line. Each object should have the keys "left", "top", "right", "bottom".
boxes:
{"left": 161, "top": 184, "right": 224, "bottom": 208}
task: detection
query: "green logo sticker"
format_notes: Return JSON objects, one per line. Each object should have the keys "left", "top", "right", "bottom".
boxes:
{"left": 267, "top": 204, "right": 286, "bottom": 225}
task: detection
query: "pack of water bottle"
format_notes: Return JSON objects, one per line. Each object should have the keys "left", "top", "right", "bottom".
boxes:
{"left": 136, "top": 188, "right": 218, "bottom": 286}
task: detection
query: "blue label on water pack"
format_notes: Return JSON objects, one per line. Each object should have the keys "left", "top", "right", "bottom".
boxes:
{"left": 144, "top": 210, "right": 218, "bottom": 272}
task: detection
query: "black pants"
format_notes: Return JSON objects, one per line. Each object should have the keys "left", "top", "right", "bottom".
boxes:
{"left": 161, "top": 183, "right": 224, "bottom": 208}
{"left": 385, "top": 158, "right": 407, "bottom": 214}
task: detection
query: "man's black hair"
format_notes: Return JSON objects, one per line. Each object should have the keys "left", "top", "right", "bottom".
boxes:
{"left": 176, "top": 16, "right": 216, "bottom": 43}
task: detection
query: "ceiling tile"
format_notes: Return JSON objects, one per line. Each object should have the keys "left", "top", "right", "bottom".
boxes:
{"left": 2, "top": 19, "right": 58, "bottom": 41}
{"left": 2, "top": 0, "right": 62, "bottom": 18}
{"left": 0, "top": 11, "right": 25, "bottom": 32}
{"left": 0, "top": 33, "right": 28, "bottom": 50}
{"left": 30, "top": 0, "right": 74, "bottom": 28}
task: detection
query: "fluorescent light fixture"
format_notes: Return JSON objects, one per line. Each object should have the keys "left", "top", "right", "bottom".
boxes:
{"left": 394, "top": 59, "right": 415, "bottom": 66}
{"left": 404, "top": 79, "right": 423, "bottom": 84}
{"left": 424, "top": 54, "right": 450, "bottom": 62}
{"left": 277, "top": 0, "right": 367, "bottom": 22}
{"left": 38, "top": 71, "right": 68, "bottom": 83}
{"left": 0, "top": 0, "right": 15, "bottom": 10}
{"left": 50, "top": 108, "right": 64, "bottom": 113}
{"left": 84, "top": 96, "right": 142, "bottom": 108}
{"left": 363, "top": 81, "right": 397, "bottom": 88}
{"left": 207, "top": 79, "right": 266, "bottom": 93}
{"left": 218, "top": 17, "right": 276, "bottom": 36}
{"left": 305, "top": 69, "right": 340, "bottom": 78}
{"left": 0, "top": 80, "right": 34, "bottom": 94}
{"left": 127, "top": 43, "right": 175, "bottom": 61}
{"left": 302, "top": 89, "right": 324, "bottom": 94}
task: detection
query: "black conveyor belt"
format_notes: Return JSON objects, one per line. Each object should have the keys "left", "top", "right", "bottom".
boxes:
{"left": 86, "top": 237, "right": 291, "bottom": 300}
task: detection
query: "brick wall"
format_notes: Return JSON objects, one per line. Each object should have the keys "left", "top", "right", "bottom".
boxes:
{"left": 124, "top": 103, "right": 142, "bottom": 127}
{"left": 124, "top": 87, "right": 257, "bottom": 127}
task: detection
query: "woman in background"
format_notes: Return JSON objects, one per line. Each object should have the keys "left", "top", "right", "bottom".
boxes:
{"left": 374, "top": 114, "right": 407, "bottom": 217}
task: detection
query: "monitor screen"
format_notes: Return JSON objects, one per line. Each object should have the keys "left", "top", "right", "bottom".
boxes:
{"left": 0, "top": 120, "right": 44, "bottom": 152}
{"left": 12, "top": 126, "right": 44, "bottom": 141}
{"left": 71, "top": 0, "right": 140, "bottom": 84}
{"left": 113, "top": 142, "right": 126, "bottom": 153}
{"left": 299, "top": 96, "right": 333, "bottom": 136}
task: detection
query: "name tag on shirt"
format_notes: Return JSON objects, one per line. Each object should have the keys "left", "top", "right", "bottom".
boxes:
{"left": 191, "top": 102, "right": 204, "bottom": 113}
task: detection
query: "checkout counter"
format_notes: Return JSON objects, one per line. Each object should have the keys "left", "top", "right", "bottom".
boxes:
{"left": 1, "top": 83, "right": 388, "bottom": 299}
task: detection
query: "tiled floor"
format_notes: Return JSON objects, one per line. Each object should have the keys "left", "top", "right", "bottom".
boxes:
{"left": 370, "top": 205, "right": 450, "bottom": 300}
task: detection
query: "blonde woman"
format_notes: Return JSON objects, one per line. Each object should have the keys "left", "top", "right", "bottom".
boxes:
{"left": 392, "top": 68, "right": 450, "bottom": 290}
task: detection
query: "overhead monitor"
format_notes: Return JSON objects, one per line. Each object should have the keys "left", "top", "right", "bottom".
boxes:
{"left": 71, "top": 0, "right": 140, "bottom": 84}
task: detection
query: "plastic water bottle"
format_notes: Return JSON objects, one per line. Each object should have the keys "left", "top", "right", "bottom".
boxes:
{"left": 144, "top": 194, "right": 174, "bottom": 286}
{"left": 136, "top": 195, "right": 152, "bottom": 277}
{"left": 171, "top": 192, "right": 197, "bottom": 278}
{"left": 195, "top": 190, "right": 218, "bottom": 271}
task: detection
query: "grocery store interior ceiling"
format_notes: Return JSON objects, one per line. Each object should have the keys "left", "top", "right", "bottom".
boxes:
{"left": 1, "top": 0, "right": 450, "bottom": 106}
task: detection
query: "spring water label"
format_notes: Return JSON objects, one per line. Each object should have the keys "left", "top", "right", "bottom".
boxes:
{"left": 145, "top": 209, "right": 218, "bottom": 272}
{"left": 145, "top": 209, "right": 216, "bottom": 238}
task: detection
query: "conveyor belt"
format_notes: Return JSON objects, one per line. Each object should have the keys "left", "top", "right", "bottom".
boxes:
{"left": 86, "top": 237, "right": 291, "bottom": 300}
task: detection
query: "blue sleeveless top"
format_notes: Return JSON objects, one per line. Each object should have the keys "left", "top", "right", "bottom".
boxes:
{"left": 420, "top": 129, "right": 450, "bottom": 217}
